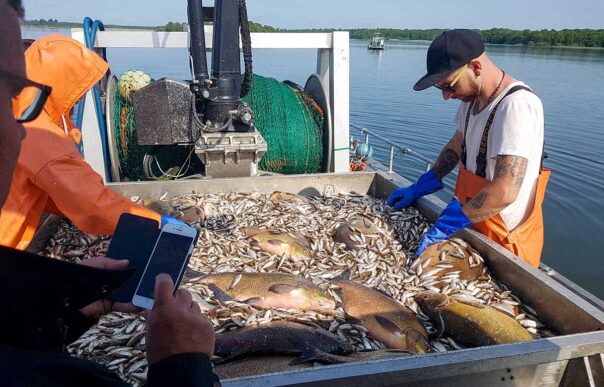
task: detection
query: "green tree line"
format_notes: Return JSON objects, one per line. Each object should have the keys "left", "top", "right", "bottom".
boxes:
{"left": 24, "top": 19, "right": 604, "bottom": 48}
{"left": 289, "top": 28, "right": 604, "bottom": 48}
{"left": 156, "top": 22, "right": 186, "bottom": 32}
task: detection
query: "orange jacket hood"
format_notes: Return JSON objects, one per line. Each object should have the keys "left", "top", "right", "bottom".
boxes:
{"left": 15, "top": 34, "right": 109, "bottom": 124}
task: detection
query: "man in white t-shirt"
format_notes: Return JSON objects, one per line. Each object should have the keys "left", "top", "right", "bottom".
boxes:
{"left": 387, "top": 29, "right": 550, "bottom": 267}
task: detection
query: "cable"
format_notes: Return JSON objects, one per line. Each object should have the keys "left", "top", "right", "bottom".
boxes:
{"left": 143, "top": 146, "right": 196, "bottom": 180}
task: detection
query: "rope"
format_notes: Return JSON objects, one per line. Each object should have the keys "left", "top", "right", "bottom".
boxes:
{"left": 76, "top": 17, "right": 112, "bottom": 181}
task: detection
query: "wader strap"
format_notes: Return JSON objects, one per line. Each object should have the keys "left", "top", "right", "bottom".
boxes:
{"left": 461, "top": 99, "right": 475, "bottom": 167}
{"left": 462, "top": 85, "right": 539, "bottom": 178}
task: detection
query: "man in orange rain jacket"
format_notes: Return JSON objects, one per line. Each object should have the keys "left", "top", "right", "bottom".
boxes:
{"left": 0, "top": 34, "right": 165, "bottom": 250}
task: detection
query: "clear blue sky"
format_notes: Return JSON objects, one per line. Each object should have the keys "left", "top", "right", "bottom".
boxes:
{"left": 23, "top": 0, "right": 604, "bottom": 29}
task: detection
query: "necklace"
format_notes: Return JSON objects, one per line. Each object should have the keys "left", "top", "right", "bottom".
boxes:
{"left": 473, "top": 70, "right": 505, "bottom": 115}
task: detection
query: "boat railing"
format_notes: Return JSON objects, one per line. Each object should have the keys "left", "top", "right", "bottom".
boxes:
{"left": 350, "top": 123, "right": 433, "bottom": 173}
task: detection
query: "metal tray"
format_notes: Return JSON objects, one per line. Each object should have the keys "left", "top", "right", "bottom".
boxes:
{"left": 34, "top": 171, "right": 604, "bottom": 386}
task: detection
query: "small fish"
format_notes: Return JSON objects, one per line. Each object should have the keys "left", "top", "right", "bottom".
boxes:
{"left": 333, "top": 215, "right": 380, "bottom": 251}
{"left": 335, "top": 280, "right": 430, "bottom": 353}
{"left": 201, "top": 272, "right": 335, "bottom": 313}
{"left": 177, "top": 206, "right": 205, "bottom": 225}
{"left": 242, "top": 227, "right": 312, "bottom": 262}
{"left": 415, "top": 291, "right": 534, "bottom": 347}
{"left": 139, "top": 197, "right": 174, "bottom": 215}
{"left": 214, "top": 321, "right": 354, "bottom": 363}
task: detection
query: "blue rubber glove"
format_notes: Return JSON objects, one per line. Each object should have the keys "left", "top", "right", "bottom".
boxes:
{"left": 387, "top": 170, "right": 443, "bottom": 210}
{"left": 161, "top": 215, "right": 187, "bottom": 228}
{"left": 416, "top": 197, "right": 473, "bottom": 257}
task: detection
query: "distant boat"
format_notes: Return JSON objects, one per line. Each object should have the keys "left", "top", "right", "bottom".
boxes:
{"left": 368, "top": 34, "right": 385, "bottom": 50}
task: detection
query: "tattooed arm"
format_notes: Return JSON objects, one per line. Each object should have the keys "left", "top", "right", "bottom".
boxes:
{"left": 462, "top": 155, "right": 528, "bottom": 223}
{"left": 431, "top": 131, "right": 463, "bottom": 180}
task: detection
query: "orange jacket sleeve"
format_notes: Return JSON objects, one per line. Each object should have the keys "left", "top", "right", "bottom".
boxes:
{"left": 34, "top": 154, "right": 161, "bottom": 235}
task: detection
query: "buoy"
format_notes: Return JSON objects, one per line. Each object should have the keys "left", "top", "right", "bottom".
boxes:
{"left": 355, "top": 143, "right": 374, "bottom": 158}
{"left": 118, "top": 70, "right": 152, "bottom": 102}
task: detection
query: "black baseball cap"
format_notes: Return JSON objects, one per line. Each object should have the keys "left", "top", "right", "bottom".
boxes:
{"left": 413, "top": 29, "right": 485, "bottom": 91}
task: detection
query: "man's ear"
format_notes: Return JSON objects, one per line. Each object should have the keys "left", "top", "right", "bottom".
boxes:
{"left": 469, "top": 59, "right": 482, "bottom": 76}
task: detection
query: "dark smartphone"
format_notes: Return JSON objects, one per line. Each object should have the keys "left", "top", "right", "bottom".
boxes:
{"left": 132, "top": 223, "right": 198, "bottom": 309}
{"left": 107, "top": 213, "right": 160, "bottom": 303}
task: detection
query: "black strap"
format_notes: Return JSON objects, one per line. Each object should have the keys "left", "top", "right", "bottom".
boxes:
{"left": 460, "top": 99, "right": 475, "bottom": 166}
{"left": 462, "top": 85, "right": 543, "bottom": 178}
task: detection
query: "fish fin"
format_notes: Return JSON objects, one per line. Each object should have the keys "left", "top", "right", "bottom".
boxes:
{"left": 374, "top": 315, "right": 401, "bottom": 335}
{"left": 291, "top": 349, "right": 348, "bottom": 365}
{"left": 452, "top": 296, "right": 485, "bottom": 309}
{"left": 183, "top": 268, "right": 206, "bottom": 282}
{"left": 207, "top": 284, "right": 233, "bottom": 302}
{"left": 490, "top": 302, "right": 518, "bottom": 317}
{"left": 406, "top": 329, "right": 430, "bottom": 353}
{"left": 243, "top": 297, "right": 265, "bottom": 308}
{"left": 268, "top": 284, "right": 298, "bottom": 294}
{"left": 267, "top": 239, "right": 286, "bottom": 246}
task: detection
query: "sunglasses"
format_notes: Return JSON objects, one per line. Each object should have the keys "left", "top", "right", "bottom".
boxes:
{"left": 434, "top": 64, "right": 468, "bottom": 93}
{"left": 0, "top": 68, "right": 52, "bottom": 123}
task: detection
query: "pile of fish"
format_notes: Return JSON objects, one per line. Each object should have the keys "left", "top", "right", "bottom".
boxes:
{"left": 40, "top": 191, "right": 554, "bottom": 386}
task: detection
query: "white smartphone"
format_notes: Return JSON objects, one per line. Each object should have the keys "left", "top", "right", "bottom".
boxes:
{"left": 132, "top": 223, "right": 198, "bottom": 309}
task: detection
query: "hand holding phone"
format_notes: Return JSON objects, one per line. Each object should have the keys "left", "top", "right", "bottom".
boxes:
{"left": 79, "top": 256, "right": 139, "bottom": 318}
{"left": 146, "top": 274, "right": 215, "bottom": 364}
{"left": 132, "top": 223, "right": 197, "bottom": 309}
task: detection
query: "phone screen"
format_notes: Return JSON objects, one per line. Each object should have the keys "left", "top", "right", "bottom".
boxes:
{"left": 135, "top": 232, "right": 194, "bottom": 300}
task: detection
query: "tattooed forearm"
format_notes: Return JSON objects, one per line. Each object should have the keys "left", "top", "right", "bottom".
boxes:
{"left": 462, "top": 155, "right": 528, "bottom": 223}
{"left": 468, "top": 191, "right": 487, "bottom": 209}
{"left": 494, "top": 155, "right": 528, "bottom": 186}
{"left": 463, "top": 191, "right": 503, "bottom": 222}
{"left": 432, "top": 148, "right": 460, "bottom": 180}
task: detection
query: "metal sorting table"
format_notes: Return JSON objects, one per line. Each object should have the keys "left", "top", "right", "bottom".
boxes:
{"left": 37, "top": 171, "right": 604, "bottom": 386}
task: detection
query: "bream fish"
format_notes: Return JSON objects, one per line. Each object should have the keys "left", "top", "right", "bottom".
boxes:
{"left": 335, "top": 279, "right": 430, "bottom": 353}
{"left": 201, "top": 272, "right": 336, "bottom": 313}
{"left": 415, "top": 291, "right": 534, "bottom": 347}
{"left": 214, "top": 321, "right": 354, "bottom": 364}
{"left": 242, "top": 227, "right": 312, "bottom": 262}
{"left": 333, "top": 215, "right": 381, "bottom": 251}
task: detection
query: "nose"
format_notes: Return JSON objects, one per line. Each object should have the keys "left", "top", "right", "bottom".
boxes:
{"left": 442, "top": 90, "right": 453, "bottom": 100}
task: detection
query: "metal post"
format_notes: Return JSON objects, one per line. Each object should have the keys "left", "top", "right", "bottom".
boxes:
{"left": 388, "top": 145, "right": 395, "bottom": 173}
{"left": 364, "top": 132, "right": 369, "bottom": 144}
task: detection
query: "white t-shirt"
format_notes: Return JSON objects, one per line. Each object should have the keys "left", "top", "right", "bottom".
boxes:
{"left": 455, "top": 81, "right": 544, "bottom": 230}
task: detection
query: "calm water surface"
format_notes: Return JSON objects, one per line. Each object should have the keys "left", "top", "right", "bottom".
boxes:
{"left": 23, "top": 28, "right": 604, "bottom": 298}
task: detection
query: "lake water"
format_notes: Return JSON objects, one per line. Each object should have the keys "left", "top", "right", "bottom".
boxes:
{"left": 22, "top": 28, "right": 604, "bottom": 298}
